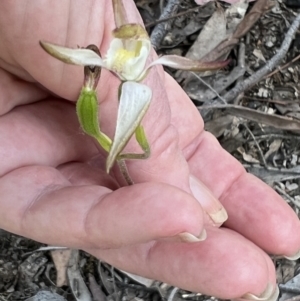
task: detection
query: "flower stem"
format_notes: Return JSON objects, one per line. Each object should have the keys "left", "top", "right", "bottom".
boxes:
{"left": 117, "top": 159, "right": 134, "bottom": 185}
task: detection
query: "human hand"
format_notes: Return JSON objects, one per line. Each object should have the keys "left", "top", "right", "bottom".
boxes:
{"left": 0, "top": 1, "right": 299, "bottom": 300}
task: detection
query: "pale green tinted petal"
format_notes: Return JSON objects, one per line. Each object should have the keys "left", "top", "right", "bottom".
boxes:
{"left": 106, "top": 82, "right": 152, "bottom": 172}
{"left": 105, "top": 38, "right": 151, "bottom": 81}
{"left": 146, "top": 55, "right": 229, "bottom": 71}
{"left": 40, "top": 41, "right": 105, "bottom": 67}
{"left": 122, "top": 42, "right": 151, "bottom": 81}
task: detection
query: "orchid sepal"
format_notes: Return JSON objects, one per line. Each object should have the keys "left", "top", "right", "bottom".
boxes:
{"left": 112, "top": 0, "right": 127, "bottom": 27}
{"left": 40, "top": 41, "right": 105, "bottom": 68}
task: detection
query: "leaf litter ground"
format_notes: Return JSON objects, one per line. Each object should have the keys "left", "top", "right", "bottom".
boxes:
{"left": 1, "top": 0, "right": 300, "bottom": 300}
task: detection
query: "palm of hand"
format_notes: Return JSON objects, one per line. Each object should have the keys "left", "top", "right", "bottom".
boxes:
{"left": 0, "top": 1, "right": 299, "bottom": 299}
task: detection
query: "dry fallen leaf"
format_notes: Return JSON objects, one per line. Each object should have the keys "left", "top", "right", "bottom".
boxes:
{"left": 237, "top": 146, "right": 260, "bottom": 163}
{"left": 51, "top": 249, "right": 72, "bottom": 287}
{"left": 202, "top": 0, "right": 271, "bottom": 62}
{"left": 194, "top": 0, "right": 254, "bottom": 5}
{"left": 264, "top": 139, "right": 282, "bottom": 160}
{"left": 201, "top": 104, "right": 300, "bottom": 131}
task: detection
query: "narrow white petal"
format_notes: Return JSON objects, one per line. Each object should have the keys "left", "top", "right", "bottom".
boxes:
{"left": 145, "top": 55, "right": 229, "bottom": 71}
{"left": 40, "top": 41, "right": 106, "bottom": 67}
{"left": 147, "top": 55, "right": 182, "bottom": 69}
{"left": 106, "top": 82, "right": 152, "bottom": 172}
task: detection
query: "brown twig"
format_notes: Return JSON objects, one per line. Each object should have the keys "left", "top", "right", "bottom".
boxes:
{"left": 193, "top": 73, "right": 268, "bottom": 166}
{"left": 243, "top": 123, "right": 268, "bottom": 168}
{"left": 145, "top": 6, "right": 201, "bottom": 28}
{"left": 264, "top": 53, "right": 300, "bottom": 79}
{"left": 150, "top": 0, "right": 181, "bottom": 50}
{"left": 275, "top": 185, "right": 299, "bottom": 205}
{"left": 199, "top": 103, "right": 300, "bottom": 130}
{"left": 243, "top": 95, "right": 300, "bottom": 105}
{"left": 223, "top": 13, "right": 300, "bottom": 103}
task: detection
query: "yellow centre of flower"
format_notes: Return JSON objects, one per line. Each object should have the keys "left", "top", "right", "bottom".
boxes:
{"left": 113, "top": 48, "right": 136, "bottom": 72}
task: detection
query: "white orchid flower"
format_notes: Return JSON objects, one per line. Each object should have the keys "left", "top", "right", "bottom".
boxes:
{"left": 40, "top": 23, "right": 229, "bottom": 83}
{"left": 40, "top": 24, "right": 150, "bottom": 82}
{"left": 39, "top": 0, "right": 229, "bottom": 180}
{"left": 41, "top": 41, "right": 152, "bottom": 175}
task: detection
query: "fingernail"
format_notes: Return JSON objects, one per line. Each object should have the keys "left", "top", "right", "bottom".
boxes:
{"left": 160, "top": 229, "right": 207, "bottom": 243}
{"left": 237, "top": 283, "right": 279, "bottom": 301}
{"left": 178, "top": 229, "right": 207, "bottom": 243}
{"left": 189, "top": 175, "right": 228, "bottom": 226}
{"left": 283, "top": 249, "right": 300, "bottom": 260}
{"left": 209, "top": 207, "right": 228, "bottom": 225}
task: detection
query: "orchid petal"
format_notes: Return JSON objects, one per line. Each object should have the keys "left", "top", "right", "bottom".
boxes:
{"left": 40, "top": 41, "right": 106, "bottom": 67}
{"left": 106, "top": 82, "right": 152, "bottom": 172}
{"left": 146, "top": 55, "right": 230, "bottom": 71}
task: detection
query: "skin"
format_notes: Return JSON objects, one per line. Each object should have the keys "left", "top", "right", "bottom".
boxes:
{"left": 0, "top": 0, "right": 299, "bottom": 299}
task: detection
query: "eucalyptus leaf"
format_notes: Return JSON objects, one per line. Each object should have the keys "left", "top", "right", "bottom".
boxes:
{"left": 106, "top": 81, "right": 152, "bottom": 172}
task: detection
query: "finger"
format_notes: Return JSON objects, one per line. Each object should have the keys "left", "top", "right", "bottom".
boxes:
{"left": 0, "top": 1, "right": 107, "bottom": 100}
{"left": 164, "top": 73, "right": 204, "bottom": 150}
{"left": 0, "top": 165, "right": 205, "bottom": 248}
{"left": 58, "top": 162, "right": 119, "bottom": 190}
{"left": 187, "top": 130, "right": 300, "bottom": 257}
{"left": 162, "top": 73, "right": 300, "bottom": 257}
{"left": 0, "top": 99, "right": 98, "bottom": 177}
{"left": 0, "top": 68, "right": 47, "bottom": 115}
{"left": 88, "top": 227, "right": 277, "bottom": 300}
{"left": 58, "top": 161, "right": 213, "bottom": 226}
